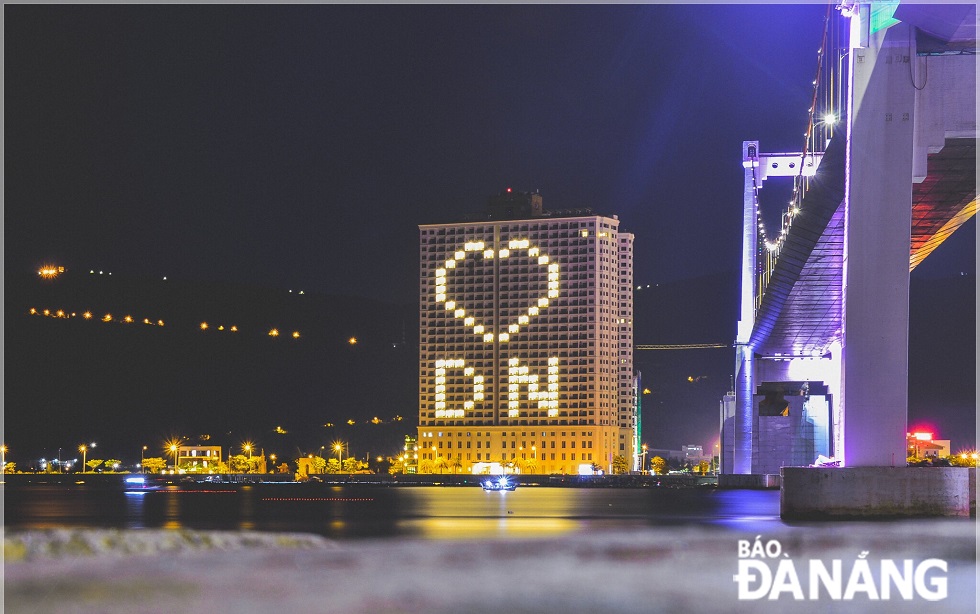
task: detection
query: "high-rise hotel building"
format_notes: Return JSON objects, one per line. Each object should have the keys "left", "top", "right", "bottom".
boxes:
{"left": 418, "top": 190, "right": 636, "bottom": 475}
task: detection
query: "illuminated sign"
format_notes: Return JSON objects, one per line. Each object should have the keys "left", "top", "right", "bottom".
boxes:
{"left": 432, "top": 238, "right": 561, "bottom": 419}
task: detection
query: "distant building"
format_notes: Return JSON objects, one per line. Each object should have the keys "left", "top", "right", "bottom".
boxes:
{"left": 682, "top": 445, "right": 704, "bottom": 461}
{"left": 907, "top": 432, "right": 951, "bottom": 459}
{"left": 402, "top": 435, "right": 419, "bottom": 474}
{"left": 418, "top": 190, "right": 637, "bottom": 475}
{"left": 177, "top": 445, "right": 222, "bottom": 472}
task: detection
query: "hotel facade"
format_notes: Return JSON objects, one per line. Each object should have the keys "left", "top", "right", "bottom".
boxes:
{"left": 418, "top": 191, "right": 637, "bottom": 475}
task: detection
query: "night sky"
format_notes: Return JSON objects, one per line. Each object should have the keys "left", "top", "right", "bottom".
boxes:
{"left": 5, "top": 4, "right": 975, "bottom": 459}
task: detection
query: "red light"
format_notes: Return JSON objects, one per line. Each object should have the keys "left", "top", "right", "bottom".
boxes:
{"left": 506, "top": 187, "right": 512, "bottom": 193}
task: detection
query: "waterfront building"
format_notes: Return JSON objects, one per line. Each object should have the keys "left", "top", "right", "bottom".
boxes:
{"left": 177, "top": 445, "right": 222, "bottom": 472}
{"left": 418, "top": 190, "right": 636, "bottom": 475}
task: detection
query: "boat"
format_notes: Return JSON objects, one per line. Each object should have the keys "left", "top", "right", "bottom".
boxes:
{"left": 482, "top": 476, "right": 517, "bottom": 491}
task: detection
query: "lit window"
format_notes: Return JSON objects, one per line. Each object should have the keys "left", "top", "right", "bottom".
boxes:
{"left": 499, "top": 249, "right": 510, "bottom": 258}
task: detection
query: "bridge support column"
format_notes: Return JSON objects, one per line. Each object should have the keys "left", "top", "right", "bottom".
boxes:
{"left": 840, "top": 22, "right": 914, "bottom": 467}
{"left": 731, "top": 346, "right": 755, "bottom": 474}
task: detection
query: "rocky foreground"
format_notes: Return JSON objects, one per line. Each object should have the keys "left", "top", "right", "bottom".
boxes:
{"left": 4, "top": 522, "right": 976, "bottom": 613}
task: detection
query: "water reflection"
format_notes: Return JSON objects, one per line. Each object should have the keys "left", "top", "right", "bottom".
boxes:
{"left": 4, "top": 483, "right": 784, "bottom": 540}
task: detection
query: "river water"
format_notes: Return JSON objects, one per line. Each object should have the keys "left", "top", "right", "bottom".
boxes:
{"left": 3, "top": 482, "right": 783, "bottom": 540}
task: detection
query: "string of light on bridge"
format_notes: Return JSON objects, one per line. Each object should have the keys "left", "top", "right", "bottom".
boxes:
{"left": 755, "top": 4, "right": 841, "bottom": 259}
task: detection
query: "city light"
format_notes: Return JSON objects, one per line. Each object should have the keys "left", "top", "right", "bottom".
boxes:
{"left": 38, "top": 266, "right": 65, "bottom": 279}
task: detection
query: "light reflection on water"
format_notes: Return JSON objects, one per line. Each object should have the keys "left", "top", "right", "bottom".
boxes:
{"left": 5, "top": 484, "right": 783, "bottom": 540}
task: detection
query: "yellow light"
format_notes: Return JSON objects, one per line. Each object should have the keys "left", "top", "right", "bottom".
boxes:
{"left": 158, "top": 320, "right": 165, "bottom": 326}
{"left": 348, "top": 336, "right": 357, "bottom": 345}
{"left": 143, "top": 318, "right": 151, "bottom": 324}
{"left": 103, "top": 314, "right": 113, "bottom": 322}
{"left": 200, "top": 322, "right": 209, "bottom": 330}
{"left": 230, "top": 325, "right": 237, "bottom": 332}
{"left": 123, "top": 315, "right": 133, "bottom": 323}
{"left": 218, "top": 325, "right": 224, "bottom": 331}
{"left": 83, "top": 312, "right": 92, "bottom": 319}
{"left": 29, "top": 308, "right": 37, "bottom": 315}
{"left": 38, "top": 266, "right": 63, "bottom": 279}
{"left": 43, "top": 309, "right": 50, "bottom": 316}
{"left": 269, "top": 328, "right": 279, "bottom": 337}
{"left": 292, "top": 331, "right": 300, "bottom": 338}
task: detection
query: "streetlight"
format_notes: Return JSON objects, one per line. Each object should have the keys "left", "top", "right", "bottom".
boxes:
{"left": 270, "top": 454, "right": 277, "bottom": 473}
{"left": 640, "top": 444, "right": 648, "bottom": 474}
{"left": 79, "top": 444, "right": 88, "bottom": 473}
{"left": 141, "top": 446, "right": 147, "bottom": 474}
{"left": 169, "top": 443, "right": 179, "bottom": 473}
{"left": 334, "top": 442, "right": 343, "bottom": 467}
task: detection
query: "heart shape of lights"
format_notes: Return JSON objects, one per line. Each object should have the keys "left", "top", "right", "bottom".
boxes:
{"left": 434, "top": 238, "right": 560, "bottom": 342}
